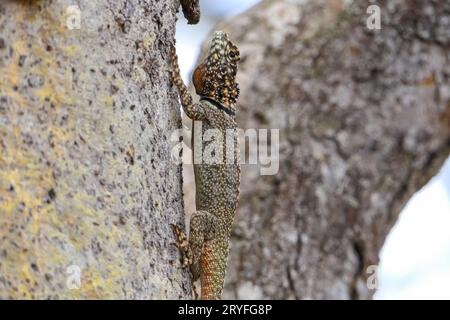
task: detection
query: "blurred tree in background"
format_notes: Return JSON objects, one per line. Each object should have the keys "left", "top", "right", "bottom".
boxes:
{"left": 189, "top": 0, "right": 450, "bottom": 299}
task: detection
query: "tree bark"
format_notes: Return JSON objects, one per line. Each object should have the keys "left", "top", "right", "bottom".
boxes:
{"left": 192, "top": 0, "right": 449, "bottom": 299}
{"left": 0, "top": 0, "right": 188, "bottom": 299}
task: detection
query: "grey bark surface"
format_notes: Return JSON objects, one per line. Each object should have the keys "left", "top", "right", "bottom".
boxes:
{"left": 0, "top": 0, "right": 188, "bottom": 299}
{"left": 187, "top": 0, "right": 450, "bottom": 299}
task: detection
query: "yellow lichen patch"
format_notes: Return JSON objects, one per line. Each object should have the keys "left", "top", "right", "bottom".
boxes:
{"left": 20, "top": 263, "right": 36, "bottom": 286}
{"left": 0, "top": 124, "right": 56, "bottom": 250}
{"left": 65, "top": 44, "right": 78, "bottom": 57}
{"left": 46, "top": 126, "right": 74, "bottom": 158}
{"left": 77, "top": 269, "right": 109, "bottom": 299}
{"left": 17, "top": 284, "right": 33, "bottom": 300}
{"left": 4, "top": 54, "right": 19, "bottom": 87}
{"left": 0, "top": 39, "right": 29, "bottom": 106}
{"left": 34, "top": 72, "right": 75, "bottom": 106}
{"left": 0, "top": 27, "right": 76, "bottom": 112}
{"left": 0, "top": 0, "right": 181, "bottom": 300}
{"left": 85, "top": 280, "right": 103, "bottom": 299}
{"left": 72, "top": 193, "right": 97, "bottom": 217}
{"left": 35, "top": 85, "right": 58, "bottom": 103}
{"left": 101, "top": 95, "right": 115, "bottom": 107}
{"left": 98, "top": 262, "right": 128, "bottom": 298}
{"left": 0, "top": 165, "right": 54, "bottom": 239}
{"left": 12, "top": 39, "right": 29, "bottom": 56}
{"left": 0, "top": 199, "right": 15, "bottom": 217}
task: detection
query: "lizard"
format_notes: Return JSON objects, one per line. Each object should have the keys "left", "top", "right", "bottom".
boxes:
{"left": 169, "top": 30, "right": 241, "bottom": 300}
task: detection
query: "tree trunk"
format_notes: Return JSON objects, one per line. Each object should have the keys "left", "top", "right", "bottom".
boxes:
{"left": 194, "top": 0, "right": 449, "bottom": 299}
{"left": 0, "top": 0, "right": 188, "bottom": 299}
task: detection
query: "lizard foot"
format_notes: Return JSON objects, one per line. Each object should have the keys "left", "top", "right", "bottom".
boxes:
{"left": 170, "top": 223, "right": 199, "bottom": 299}
{"left": 170, "top": 223, "right": 193, "bottom": 269}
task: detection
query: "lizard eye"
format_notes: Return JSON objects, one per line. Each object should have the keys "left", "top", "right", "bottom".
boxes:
{"left": 229, "top": 46, "right": 240, "bottom": 60}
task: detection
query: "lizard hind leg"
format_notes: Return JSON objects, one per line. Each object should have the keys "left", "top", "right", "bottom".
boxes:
{"left": 171, "top": 211, "right": 217, "bottom": 299}
{"left": 170, "top": 223, "right": 193, "bottom": 269}
{"left": 187, "top": 210, "right": 218, "bottom": 281}
{"left": 170, "top": 223, "right": 198, "bottom": 299}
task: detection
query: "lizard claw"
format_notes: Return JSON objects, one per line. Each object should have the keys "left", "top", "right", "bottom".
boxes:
{"left": 192, "top": 282, "right": 199, "bottom": 300}
{"left": 170, "top": 223, "right": 192, "bottom": 268}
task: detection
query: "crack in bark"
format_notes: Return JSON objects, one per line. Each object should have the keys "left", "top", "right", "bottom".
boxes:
{"left": 350, "top": 240, "right": 365, "bottom": 300}
{"left": 286, "top": 265, "right": 300, "bottom": 300}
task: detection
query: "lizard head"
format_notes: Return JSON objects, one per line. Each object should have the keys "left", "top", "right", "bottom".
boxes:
{"left": 193, "top": 31, "right": 240, "bottom": 111}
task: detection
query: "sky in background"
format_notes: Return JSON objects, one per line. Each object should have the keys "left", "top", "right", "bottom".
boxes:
{"left": 376, "top": 158, "right": 450, "bottom": 299}
{"left": 176, "top": 0, "right": 450, "bottom": 299}
{"left": 175, "top": 0, "right": 261, "bottom": 82}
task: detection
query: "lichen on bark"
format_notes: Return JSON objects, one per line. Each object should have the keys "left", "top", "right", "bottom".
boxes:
{"left": 0, "top": 0, "right": 188, "bottom": 299}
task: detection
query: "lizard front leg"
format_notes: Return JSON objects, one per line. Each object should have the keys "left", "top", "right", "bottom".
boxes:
{"left": 179, "top": 0, "right": 200, "bottom": 24}
{"left": 170, "top": 46, "right": 206, "bottom": 121}
{"left": 171, "top": 211, "right": 218, "bottom": 299}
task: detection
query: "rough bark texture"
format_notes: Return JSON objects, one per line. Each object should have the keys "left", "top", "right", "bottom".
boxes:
{"left": 192, "top": 0, "right": 449, "bottom": 299}
{"left": 0, "top": 0, "right": 189, "bottom": 299}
